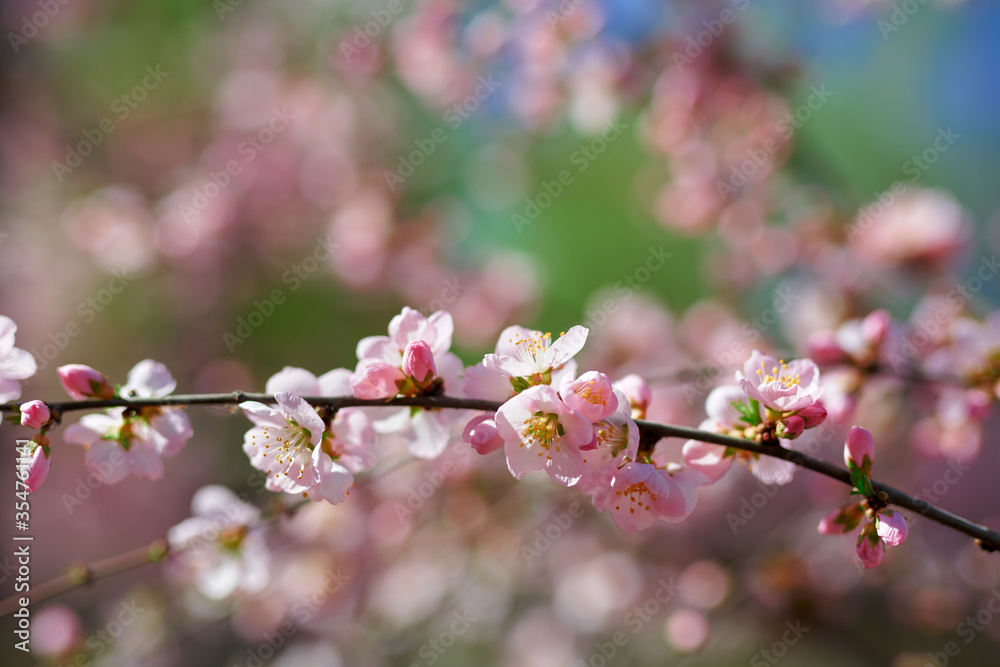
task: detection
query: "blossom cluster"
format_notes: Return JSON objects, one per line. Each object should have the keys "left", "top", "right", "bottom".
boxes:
{"left": 1, "top": 303, "right": 946, "bottom": 592}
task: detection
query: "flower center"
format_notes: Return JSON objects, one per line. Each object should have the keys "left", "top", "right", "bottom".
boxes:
{"left": 510, "top": 331, "right": 552, "bottom": 366}
{"left": 522, "top": 411, "right": 563, "bottom": 455}
{"left": 614, "top": 481, "right": 656, "bottom": 514}
{"left": 756, "top": 360, "right": 801, "bottom": 388}
{"left": 577, "top": 380, "right": 605, "bottom": 405}
{"left": 255, "top": 424, "right": 313, "bottom": 481}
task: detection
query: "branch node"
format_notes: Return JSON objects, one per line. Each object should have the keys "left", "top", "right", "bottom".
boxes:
{"left": 67, "top": 562, "right": 91, "bottom": 586}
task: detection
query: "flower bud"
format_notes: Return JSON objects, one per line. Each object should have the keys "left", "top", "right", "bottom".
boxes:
{"left": 817, "top": 502, "right": 865, "bottom": 535}
{"left": 22, "top": 441, "right": 51, "bottom": 493}
{"left": 20, "top": 400, "right": 51, "bottom": 429}
{"left": 844, "top": 425, "right": 875, "bottom": 470}
{"left": 797, "top": 403, "right": 827, "bottom": 428}
{"left": 613, "top": 374, "right": 652, "bottom": 418}
{"left": 876, "top": 509, "right": 908, "bottom": 546}
{"left": 861, "top": 309, "right": 891, "bottom": 347}
{"left": 776, "top": 415, "right": 805, "bottom": 439}
{"left": 856, "top": 527, "right": 885, "bottom": 569}
{"left": 462, "top": 414, "right": 504, "bottom": 455}
{"left": 401, "top": 340, "right": 436, "bottom": 384}
{"left": 806, "top": 331, "right": 847, "bottom": 366}
{"left": 56, "top": 365, "right": 114, "bottom": 400}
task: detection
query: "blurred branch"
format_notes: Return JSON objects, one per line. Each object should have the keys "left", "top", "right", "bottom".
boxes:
{"left": 0, "top": 454, "right": 417, "bottom": 618}
{"left": 0, "top": 541, "right": 168, "bottom": 618}
{"left": 1, "top": 391, "right": 998, "bottom": 619}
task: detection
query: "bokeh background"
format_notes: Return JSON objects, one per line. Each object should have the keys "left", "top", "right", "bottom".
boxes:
{"left": 2, "top": 0, "right": 1000, "bottom": 665}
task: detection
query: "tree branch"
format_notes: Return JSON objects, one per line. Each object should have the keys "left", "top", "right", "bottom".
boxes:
{"left": 1, "top": 391, "right": 997, "bottom": 619}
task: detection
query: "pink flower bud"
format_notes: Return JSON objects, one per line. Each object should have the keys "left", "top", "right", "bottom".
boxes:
{"left": 401, "top": 340, "right": 436, "bottom": 384}
{"left": 965, "top": 389, "right": 992, "bottom": 422}
{"left": 560, "top": 371, "right": 616, "bottom": 422}
{"left": 613, "top": 374, "right": 652, "bottom": 418}
{"left": 817, "top": 502, "right": 865, "bottom": 535}
{"left": 861, "top": 309, "right": 891, "bottom": 347}
{"left": 56, "top": 365, "right": 114, "bottom": 400}
{"left": 351, "top": 359, "right": 406, "bottom": 399}
{"left": 844, "top": 425, "right": 875, "bottom": 469}
{"left": 806, "top": 331, "right": 847, "bottom": 365}
{"left": 462, "top": 414, "right": 504, "bottom": 455}
{"left": 20, "top": 400, "right": 51, "bottom": 429}
{"left": 797, "top": 403, "right": 827, "bottom": 428}
{"left": 21, "top": 442, "right": 51, "bottom": 493}
{"left": 777, "top": 415, "right": 805, "bottom": 439}
{"left": 856, "top": 527, "right": 884, "bottom": 569}
{"left": 876, "top": 509, "right": 908, "bottom": 546}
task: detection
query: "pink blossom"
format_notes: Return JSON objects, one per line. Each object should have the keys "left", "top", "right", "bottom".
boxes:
{"left": 167, "top": 485, "right": 269, "bottom": 599}
{"left": 64, "top": 410, "right": 162, "bottom": 483}
{"left": 241, "top": 392, "right": 374, "bottom": 503}
{"left": 681, "top": 435, "right": 734, "bottom": 483}
{"left": 578, "top": 390, "right": 641, "bottom": 508}
{"left": 875, "top": 509, "right": 908, "bottom": 546}
{"left": 61, "top": 360, "right": 190, "bottom": 481}
{"left": 844, "top": 425, "right": 874, "bottom": 470}
{"left": 356, "top": 307, "right": 454, "bottom": 365}
{"left": 352, "top": 308, "right": 465, "bottom": 458}
{"left": 680, "top": 385, "right": 746, "bottom": 483}
{"left": 20, "top": 400, "right": 51, "bottom": 429}
{"left": 313, "top": 407, "right": 377, "bottom": 504}
{"left": 0, "top": 316, "right": 37, "bottom": 402}
{"left": 484, "top": 325, "right": 588, "bottom": 382}
{"left": 495, "top": 384, "right": 593, "bottom": 486}
{"left": 57, "top": 364, "right": 114, "bottom": 400}
{"left": 352, "top": 359, "right": 407, "bottom": 399}
{"left": 705, "top": 384, "right": 756, "bottom": 427}
{"left": 265, "top": 366, "right": 353, "bottom": 396}
{"left": 402, "top": 340, "right": 436, "bottom": 383}
{"left": 735, "top": 350, "right": 823, "bottom": 413}
{"left": 613, "top": 373, "right": 652, "bottom": 419}
{"left": 240, "top": 392, "right": 327, "bottom": 495}
{"left": 856, "top": 528, "right": 885, "bottom": 569}
{"left": 463, "top": 361, "right": 517, "bottom": 401}
{"left": 682, "top": 385, "right": 796, "bottom": 485}
{"left": 121, "top": 360, "right": 194, "bottom": 458}
{"left": 559, "top": 370, "right": 616, "bottom": 423}
{"left": 851, "top": 188, "right": 971, "bottom": 266}
{"left": 463, "top": 414, "right": 504, "bottom": 455}
{"left": 606, "top": 462, "right": 702, "bottom": 531}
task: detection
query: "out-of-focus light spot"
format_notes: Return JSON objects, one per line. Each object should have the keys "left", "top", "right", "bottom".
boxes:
{"left": 664, "top": 608, "right": 709, "bottom": 652}
{"left": 679, "top": 560, "right": 730, "bottom": 610}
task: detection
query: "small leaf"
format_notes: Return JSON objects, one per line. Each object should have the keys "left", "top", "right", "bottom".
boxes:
{"left": 731, "top": 400, "right": 761, "bottom": 426}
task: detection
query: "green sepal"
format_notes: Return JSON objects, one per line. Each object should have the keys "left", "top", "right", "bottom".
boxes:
{"left": 848, "top": 461, "right": 875, "bottom": 498}
{"left": 732, "top": 399, "right": 761, "bottom": 426}
{"left": 510, "top": 377, "right": 531, "bottom": 394}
